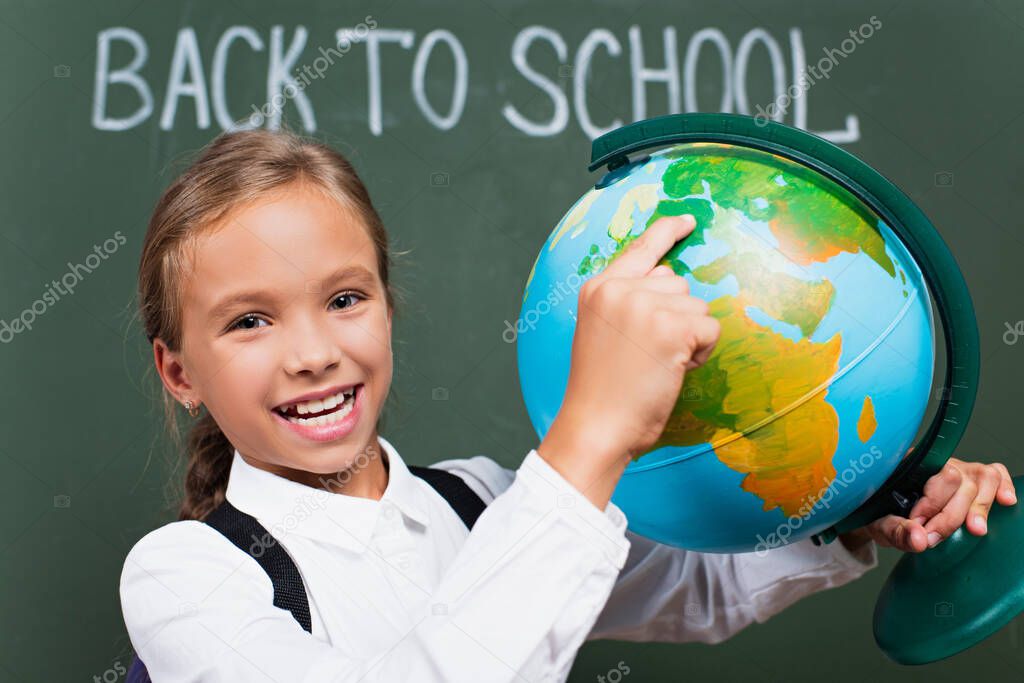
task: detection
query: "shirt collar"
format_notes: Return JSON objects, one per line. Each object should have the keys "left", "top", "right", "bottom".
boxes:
{"left": 223, "top": 435, "right": 432, "bottom": 554}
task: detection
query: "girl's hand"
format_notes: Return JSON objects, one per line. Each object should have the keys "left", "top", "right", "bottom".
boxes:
{"left": 841, "top": 458, "right": 1018, "bottom": 553}
{"left": 538, "top": 215, "right": 721, "bottom": 509}
{"left": 561, "top": 214, "right": 719, "bottom": 459}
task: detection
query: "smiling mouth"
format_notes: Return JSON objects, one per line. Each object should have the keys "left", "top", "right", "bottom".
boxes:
{"left": 273, "top": 384, "right": 361, "bottom": 424}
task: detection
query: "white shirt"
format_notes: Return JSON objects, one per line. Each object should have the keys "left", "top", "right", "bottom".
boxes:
{"left": 120, "top": 435, "right": 877, "bottom": 683}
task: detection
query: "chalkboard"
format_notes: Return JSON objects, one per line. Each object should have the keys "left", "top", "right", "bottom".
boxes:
{"left": 2, "top": 0, "right": 1023, "bottom": 680}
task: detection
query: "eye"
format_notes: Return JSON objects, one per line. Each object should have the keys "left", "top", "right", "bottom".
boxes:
{"left": 229, "top": 314, "right": 268, "bottom": 332}
{"left": 330, "top": 291, "right": 365, "bottom": 311}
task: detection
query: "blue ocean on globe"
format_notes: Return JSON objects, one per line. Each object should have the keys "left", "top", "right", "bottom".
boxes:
{"left": 516, "top": 142, "right": 935, "bottom": 553}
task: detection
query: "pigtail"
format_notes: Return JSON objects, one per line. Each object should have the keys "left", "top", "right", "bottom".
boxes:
{"left": 178, "top": 410, "right": 233, "bottom": 521}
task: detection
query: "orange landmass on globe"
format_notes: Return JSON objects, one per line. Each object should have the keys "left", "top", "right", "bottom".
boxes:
{"left": 768, "top": 198, "right": 895, "bottom": 277}
{"left": 857, "top": 396, "right": 878, "bottom": 442}
{"left": 692, "top": 250, "right": 835, "bottom": 338}
{"left": 656, "top": 292, "right": 843, "bottom": 517}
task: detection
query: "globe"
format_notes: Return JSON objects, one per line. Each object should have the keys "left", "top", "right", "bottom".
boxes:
{"left": 517, "top": 141, "right": 936, "bottom": 553}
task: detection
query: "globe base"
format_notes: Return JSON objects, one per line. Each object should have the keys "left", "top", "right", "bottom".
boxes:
{"left": 873, "top": 474, "right": 1024, "bottom": 664}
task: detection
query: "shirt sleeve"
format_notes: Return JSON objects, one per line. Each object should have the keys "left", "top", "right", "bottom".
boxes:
{"left": 439, "top": 453, "right": 879, "bottom": 647}
{"left": 120, "top": 448, "right": 631, "bottom": 683}
{"left": 587, "top": 526, "right": 878, "bottom": 644}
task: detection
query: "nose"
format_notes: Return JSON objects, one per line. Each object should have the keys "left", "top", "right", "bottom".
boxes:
{"left": 282, "top": 314, "right": 343, "bottom": 377}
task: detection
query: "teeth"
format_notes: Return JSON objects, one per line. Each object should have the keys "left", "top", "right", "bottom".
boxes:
{"left": 284, "top": 387, "right": 355, "bottom": 416}
{"left": 286, "top": 391, "right": 355, "bottom": 425}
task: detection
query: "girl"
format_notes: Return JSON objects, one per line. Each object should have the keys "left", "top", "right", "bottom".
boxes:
{"left": 121, "top": 127, "right": 1016, "bottom": 682}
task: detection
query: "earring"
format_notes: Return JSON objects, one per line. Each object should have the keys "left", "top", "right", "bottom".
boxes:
{"left": 184, "top": 400, "right": 200, "bottom": 418}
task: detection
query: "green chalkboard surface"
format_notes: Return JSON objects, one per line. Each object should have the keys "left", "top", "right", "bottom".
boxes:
{"left": 2, "top": 0, "right": 1023, "bottom": 680}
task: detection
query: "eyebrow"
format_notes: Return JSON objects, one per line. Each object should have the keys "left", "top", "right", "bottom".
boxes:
{"left": 207, "top": 264, "right": 378, "bottom": 325}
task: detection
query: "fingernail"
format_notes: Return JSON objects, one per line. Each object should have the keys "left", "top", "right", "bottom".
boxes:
{"left": 928, "top": 532, "right": 942, "bottom": 547}
{"left": 912, "top": 516, "right": 927, "bottom": 526}
{"left": 974, "top": 514, "right": 987, "bottom": 533}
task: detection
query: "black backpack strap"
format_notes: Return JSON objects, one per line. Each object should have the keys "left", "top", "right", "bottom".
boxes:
{"left": 199, "top": 467, "right": 487, "bottom": 634}
{"left": 407, "top": 466, "right": 487, "bottom": 531}
{"left": 204, "top": 499, "right": 312, "bottom": 633}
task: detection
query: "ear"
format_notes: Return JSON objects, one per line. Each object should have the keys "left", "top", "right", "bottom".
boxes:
{"left": 153, "top": 338, "right": 199, "bottom": 405}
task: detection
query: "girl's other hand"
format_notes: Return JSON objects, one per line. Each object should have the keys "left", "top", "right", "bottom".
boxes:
{"left": 844, "top": 457, "right": 1018, "bottom": 553}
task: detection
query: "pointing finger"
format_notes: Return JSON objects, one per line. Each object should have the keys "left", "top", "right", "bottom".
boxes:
{"left": 603, "top": 215, "right": 696, "bottom": 280}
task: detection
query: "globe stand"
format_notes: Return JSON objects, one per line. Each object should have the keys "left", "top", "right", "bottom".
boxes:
{"left": 872, "top": 473, "right": 1024, "bottom": 664}
{"left": 586, "top": 113, "right": 1021, "bottom": 665}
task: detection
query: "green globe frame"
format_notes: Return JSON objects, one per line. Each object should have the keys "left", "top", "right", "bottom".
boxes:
{"left": 584, "top": 113, "right": 1024, "bottom": 665}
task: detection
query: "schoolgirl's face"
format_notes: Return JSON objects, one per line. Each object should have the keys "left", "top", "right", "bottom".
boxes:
{"left": 157, "top": 181, "right": 393, "bottom": 487}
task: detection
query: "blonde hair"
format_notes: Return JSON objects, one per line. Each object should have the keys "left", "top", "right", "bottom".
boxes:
{"left": 137, "top": 126, "right": 401, "bottom": 522}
